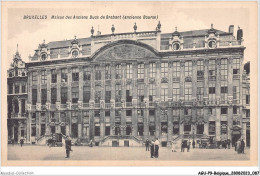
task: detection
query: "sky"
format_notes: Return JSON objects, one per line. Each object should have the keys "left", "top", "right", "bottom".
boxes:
{"left": 5, "top": 2, "right": 255, "bottom": 65}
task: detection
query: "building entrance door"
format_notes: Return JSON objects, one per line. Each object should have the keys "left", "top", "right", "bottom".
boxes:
{"left": 14, "top": 126, "right": 18, "bottom": 143}
{"left": 231, "top": 131, "right": 241, "bottom": 147}
{"left": 124, "top": 140, "right": 129, "bottom": 147}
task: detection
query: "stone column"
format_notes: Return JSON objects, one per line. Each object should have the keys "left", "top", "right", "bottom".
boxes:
{"left": 66, "top": 111, "right": 70, "bottom": 136}
{"left": 143, "top": 61, "right": 149, "bottom": 138}
{"left": 18, "top": 99, "right": 22, "bottom": 117}
{"left": 215, "top": 107, "right": 221, "bottom": 141}
{"left": 56, "top": 68, "right": 61, "bottom": 102}
{"left": 228, "top": 107, "right": 233, "bottom": 140}
{"left": 204, "top": 59, "right": 209, "bottom": 101}
{"left": 89, "top": 65, "right": 95, "bottom": 140}
{"left": 46, "top": 69, "right": 51, "bottom": 135}
{"left": 180, "top": 60, "right": 185, "bottom": 99}
{"left": 78, "top": 66, "right": 83, "bottom": 138}
{"left": 216, "top": 58, "right": 221, "bottom": 103}
{"left": 46, "top": 112, "right": 50, "bottom": 135}
{"left": 227, "top": 58, "right": 233, "bottom": 141}
{"left": 67, "top": 67, "right": 72, "bottom": 102}
{"left": 179, "top": 108, "right": 184, "bottom": 135}
{"left": 121, "top": 63, "right": 126, "bottom": 134}
{"left": 110, "top": 63, "right": 116, "bottom": 135}
{"left": 204, "top": 108, "right": 209, "bottom": 135}
{"left": 167, "top": 107, "right": 173, "bottom": 141}
{"left": 132, "top": 62, "right": 138, "bottom": 137}
{"left": 155, "top": 61, "right": 161, "bottom": 138}
{"left": 27, "top": 113, "right": 31, "bottom": 143}
{"left": 100, "top": 64, "right": 105, "bottom": 138}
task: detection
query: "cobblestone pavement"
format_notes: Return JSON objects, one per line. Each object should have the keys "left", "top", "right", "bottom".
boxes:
{"left": 8, "top": 144, "right": 250, "bottom": 160}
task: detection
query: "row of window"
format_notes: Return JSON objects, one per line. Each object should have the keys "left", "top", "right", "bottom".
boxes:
{"left": 32, "top": 120, "right": 243, "bottom": 137}
{"left": 31, "top": 58, "right": 241, "bottom": 84}
{"left": 8, "top": 83, "right": 26, "bottom": 94}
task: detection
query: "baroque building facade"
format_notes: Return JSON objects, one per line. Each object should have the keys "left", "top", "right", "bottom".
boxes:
{"left": 7, "top": 23, "right": 250, "bottom": 147}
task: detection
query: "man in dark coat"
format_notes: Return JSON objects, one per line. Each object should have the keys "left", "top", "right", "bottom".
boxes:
{"left": 240, "top": 139, "right": 245, "bottom": 153}
{"left": 20, "top": 139, "right": 24, "bottom": 147}
{"left": 181, "top": 140, "right": 185, "bottom": 152}
{"left": 192, "top": 140, "right": 195, "bottom": 149}
{"left": 145, "top": 139, "right": 150, "bottom": 151}
{"left": 65, "top": 139, "right": 72, "bottom": 158}
{"left": 154, "top": 138, "right": 160, "bottom": 158}
{"left": 227, "top": 139, "right": 231, "bottom": 149}
{"left": 150, "top": 140, "right": 155, "bottom": 158}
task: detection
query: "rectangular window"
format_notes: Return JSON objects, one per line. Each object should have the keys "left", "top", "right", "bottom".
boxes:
{"left": 95, "top": 126, "right": 100, "bottom": 136}
{"left": 172, "top": 109, "right": 180, "bottom": 116}
{"left": 221, "top": 121, "right": 228, "bottom": 135}
{"left": 221, "top": 81, "right": 228, "bottom": 101}
{"left": 31, "top": 127, "right": 36, "bottom": 136}
{"left": 95, "top": 65, "right": 101, "bottom": 80}
{"left": 233, "top": 86, "right": 240, "bottom": 100}
{"left": 208, "top": 108, "right": 216, "bottom": 116}
{"left": 105, "top": 126, "right": 110, "bottom": 136}
{"left": 51, "top": 69, "right": 57, "bottom": 83}
{"left": 41, "top": 89, "right": 47, "bottom": 105}
{"left": 83, "top": 67, "right": 91, "bottom": 81}
{"left": 61, "top": 87, "right": 67, "bottom": 104}
{"left": 8, "top": 84, "right": 13, "bottom": 94}
{"left": 83, "top": 86, "right": 91, "bottom": 103}
{"left": 105, "top": 65, "right": 111, "bottom": 79}
{"left": 115, "top": 84, "right": 121, "bottom": 102}
{"left": 149, "top": 110, "right": 155, "bottom": 116}
{"left": 137, "top": 63, "right": 144, "bottom": 79}
{"left": 221, "top": 107, "right": 228, "bottom": 115}
{"left": 246, "top": 95, "right": 250, "bottom": 104}
{"left": 72, "top": 87, "right": 79, "bottom": 103}
{"left": 149, "top": 63, "right": 156, "bottom": 78}
{"left": 173, "top": 122, "right": 179, "bottom": 135}
{"left": 161, "top": 86, "right": 168, "bottom": 102}
{"left": 184, "top": 87, "right": 192, "bottom": 101}
{"left": 209, "top": 121, "right": 216, "bottom": 135}
{"left": 197, "top": 108, "right": 204, "bottom": 116}
{"left": 137, "top": 110, "right": 144, "bottom": 117}
{"left": 172, "top": 88, "right": 180, "bottom": 101}
{"left": 94, "top": 110, "right": 100, "bottom": 117}
{"left": 95, "top": 91, "right": 101, "bottom": 103}
{"left": 126, "top": 63, "right": 133, "bottom": 79}
{"left": 115, "top": 109, "right": 121, "bottom": 117}
{"left": 105, "top": 110, "right": 110, "bottom": 117}
{"left": 246, "top": 109, "right": 250, "bottom": 117}
{"left": 233, "top": 107, "right": 240, "bottom": 114}
{"left": 21, "top": 99, "right": 26, "bottom": 113}
{"left": 185, "top": 61, "right": 192, "bottom": 77}
{"left": 15, "top": 84, "right": 19, "bottom": 94}
{"left": 51, "top": 88, "right": 57, "bottom": 104}
{"left": 32, "top": 89, "right": 37, "bottom": 105}
{"left": 184, "top": 108, "right": 191, "bottom": 116}
{"left": 221, "top": 59, "right": 228, "bottom": 80}
{"left": 209, "top": 81, "right": 216, "bottom": 101}
{"left": 115, "top": 64, "right": 121, "bottom": 79}
{"left": 126, "top": 84, "right": 132, "bottom": 103}
{"left": 21, "top": 84, "right": 26, "bottom": 93}
{"left": 197, "top": 60, "right": 204, "bottom": 76}
{"left": 197, "top": 87, "right": 204, "bottom": 101}
{"left": 208, "top": 59, "right": 216, "bottom": 76}
{"left": 149, "top": 84, "right": 156, "bottom": 102}
{"left": 173, "top": 61, "right": 180, "bottom": 77}
{"left": 138, "top": 84, "right": 144, "bottom": 102}
{"left": 105, "top": 90, "right": 111, "bottom": 103}
{"left": 72, "top": 67, "right": 79, "bottom": 82}
{"left": 61, "top": 69, "right": 68, "bottom": 82}
{"left": 32, "top": 71, "right": 37, "bottom": 84}
{"left": 126, "top": 110, "right": 132, "bottom": 116}
{"left": 233, "top": 58, "right": 240, "bottom": 74}
{"left": 161, "top": 62, "right": 168, "bottom": 78}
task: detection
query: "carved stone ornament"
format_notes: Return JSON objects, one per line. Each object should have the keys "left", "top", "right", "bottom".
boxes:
{"left": 228, "top": 96, "right": 233, "bottom": 104}
{"left": 100, "top": 100, "right": 105, "bottom": 109}
{"left": 115, "top": 80, "right": 121, "bottom": 85}
{"left": 192, "top": 99, "right": 197, "bottom": 106}
{"left": 56, "top": 102, "right": 61, "bottom": 110}
{"left": 45, "top": 103, "right": 51, "bottom": 110}
{"left": 161, "top": 77, "right": 168, "bottom": 83}
{"left": 89, "top": 101, "right": 95, "bottom": 109}
{"left": 121, "top": 99, "right": 126, "bottom": 108}
{"left": 216, "top": 98, "right": 220, "bottom": 105}
{"left": 36, "top": 103, "right": 41, "bottom": 111}
{"left": 149, "top": 78, "right": 155, "bottom": 84}
{"left": 192, "top": 59, "right": 197, "bottom": 65}
{"left": 27, "top": 104, "right": 32, "bottom": 111}
{"left": 180, "top": 61, "right": 185, "bottom": 67}
{"left": 126, "top": 79, "right": 132, "bottom": 85}
{"left": 110, "top": 100, "right": 115, "bottom": 109}
{"left": 185, "top": 77, "right": 192, "bottom": 82}
{"left": 95, "top": 81, "right": 101, "bottom": 86}
{"left": 94, "top": 44, "right": 157, "bottom": 61}
{"left": 66, "top": 101, "right": 71, "bottom": 109}
{"left": 228, "top": 58, "right": 233, "bottom": 65}
{"left": 78, "top": 101, "right": 83, "bottom": 109}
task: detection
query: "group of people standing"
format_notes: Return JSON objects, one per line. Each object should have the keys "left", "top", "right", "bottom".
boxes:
{"left": 235, "top": 139, "right": 245, "bottom": 154}
{"left": 145, "top": 138, "right": 160, "bottom": 158}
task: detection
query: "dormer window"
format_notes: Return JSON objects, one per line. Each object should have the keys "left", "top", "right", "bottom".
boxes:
{"left": 41, "top": 53, "right": 47, "bottom": 61}
{"left": 72, "top": 50, "right": 79, "bottom": 58}
{"left": 208, "top": 40, "right": 217, "bottom": 49}
{"left": 9, "top": 72, "right": 12, "bottom": 77}
{"left": 172, "top": 42, "right": 180, "bottom": 51}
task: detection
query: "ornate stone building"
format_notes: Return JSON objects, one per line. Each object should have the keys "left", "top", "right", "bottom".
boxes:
{"left": 7, "top": 23, "right": 250, "bottom": 147}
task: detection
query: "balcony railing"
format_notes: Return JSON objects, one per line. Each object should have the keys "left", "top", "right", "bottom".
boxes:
{"left": 126, "top": 102, "right": 132, "bottom": 107}
{"left": 105, "top": 103, "right": 111, "bottom": 108}
{"left": 115, "top": 102, "right": 122, "bottom": 107}
{"left": 83, "top": 103, "right": 89, "bottom": 108}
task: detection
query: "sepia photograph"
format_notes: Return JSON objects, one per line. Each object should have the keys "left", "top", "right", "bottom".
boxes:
{"left": 1, "top": 1, "right": 258, "bottom": 172}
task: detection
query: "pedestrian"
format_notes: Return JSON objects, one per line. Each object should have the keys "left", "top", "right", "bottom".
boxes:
{"left": 150, "top": 140, "right": 155, "bottom": 158}
{"left": 171, "top": 141, "right": 175, "bottom": 152}
{"left": 154, "top": 138, "right": 160, "bottom": 158}
{"left": 227, "top": 139, "right": 231, "bottom": 149}
{"left": 20, "top": 138, "right": 24, "bottom": 147}
{"left": 89, "top": 139, "right": 93, "bottom": 147}
{"left": 192, "top": 140, "right": 195, "bottom": 149}
{"left": 187, "top": 141, "right": 191, "bottom": 152}
{"left": 145, "top": 138, "right": 150, "bottom": 151}
{"left": 12, "top": 138, "right": 15, "bottom": 146}
{"left": 181, "top": 140, "right": 185, "bottom": 152}
{"left": 224, "top": 140, "right": 227, "bottom": 149}
{"left": 65, "top": 139, "right": 72, "bottom": 158}
{"left": 234, "top": 141, "right": 237, "bottom": 151}
{"left": 236, "top": 140, "right": 241, "bottom": 154}
{"left": 241, "top": 139, "right": 245, "bottom": 154}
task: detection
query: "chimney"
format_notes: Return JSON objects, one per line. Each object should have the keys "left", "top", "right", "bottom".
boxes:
{"left": 237, "top": 26, "right": 243, "bottom": 40}
{"left": 229, "top": 25, "right": 234, "bottom": 34}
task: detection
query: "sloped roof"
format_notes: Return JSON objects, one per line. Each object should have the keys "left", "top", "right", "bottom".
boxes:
{"left": 47, "top": 37, "right": 92, "bottom": 49}
{"left": 161, "top": 29, "right": 229, "bottom": 38}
